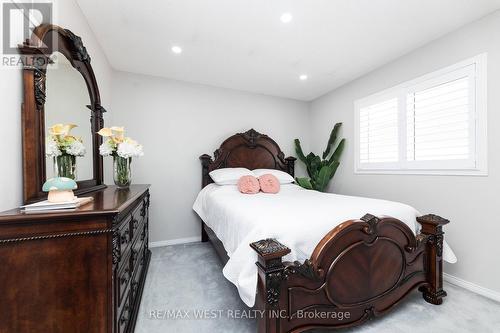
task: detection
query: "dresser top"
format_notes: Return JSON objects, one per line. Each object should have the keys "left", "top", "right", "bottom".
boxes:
{"left": 0, "top": 185, "right": 150, "bottom": 223}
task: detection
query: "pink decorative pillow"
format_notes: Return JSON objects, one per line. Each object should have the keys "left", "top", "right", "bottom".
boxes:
{"left": 258, "top": 174, "right": 280, "bottom": 194}
{"left": 237, "top": 175, "right": 260, "bottom": 194}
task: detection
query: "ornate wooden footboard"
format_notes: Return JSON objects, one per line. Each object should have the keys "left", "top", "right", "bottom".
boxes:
{"left": 199, "top": 129, "right": 450, "bottom": 333}
{"left": 250, "top": 213, "right": 449, "bottom": 333}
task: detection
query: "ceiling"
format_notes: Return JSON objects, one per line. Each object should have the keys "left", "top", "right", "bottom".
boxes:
{"left": 76, "top": 0, "right": 500, "bottom": 101}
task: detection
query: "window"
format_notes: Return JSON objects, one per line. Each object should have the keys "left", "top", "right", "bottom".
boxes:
{"left": 355, "top": 54, "right": 487, "bottom": 175}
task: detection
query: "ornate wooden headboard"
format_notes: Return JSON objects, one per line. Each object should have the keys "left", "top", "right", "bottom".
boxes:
{"left": 199, "top": 129, "right": 296, "bottom": 188}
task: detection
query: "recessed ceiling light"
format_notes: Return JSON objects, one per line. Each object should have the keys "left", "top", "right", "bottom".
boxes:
{"left": 171, "top": 45, "right": 182, "bottom": 54}
{"left": 280, "top": 12, "right": 293, "bottom": 23}
{"left": 299, "top": 74, "right": 308, "bottom": 81}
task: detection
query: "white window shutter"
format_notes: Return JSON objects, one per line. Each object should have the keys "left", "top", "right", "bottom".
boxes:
{"left": 354, "top": 54, "right": 486, "bottom": 175}
{"left": 407, "top": 76, "right": 472, "bottom": 162}
{"left": 359, "top": 98, "right": 399, "bottom": 163}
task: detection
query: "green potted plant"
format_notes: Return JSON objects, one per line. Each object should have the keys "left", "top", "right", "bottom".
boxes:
{"left": 294, "top": 122, "right": 345, "bottom": 192}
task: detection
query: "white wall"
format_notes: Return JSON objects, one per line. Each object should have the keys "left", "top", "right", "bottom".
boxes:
{"left": 310, "top": 11, "right": 500, "bottom": 293}
{"left": 0, "top": 0, "right": 113, "bottom": 211}
{"left": 111, "top": 71, "right": 310, "bottom": 243}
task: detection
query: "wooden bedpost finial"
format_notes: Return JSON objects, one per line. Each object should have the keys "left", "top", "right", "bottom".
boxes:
{"left": 199, "top": 154, "right": 213, "bottom": 189}
{"left": 416, "top": 213, "right": 449, "bottom": 305}
{"left": 285, "top": 156, "right": 296, "bottom": 177}
{"left": 250, "top": 239, "right": 290, "bottom": 310}
{"left": 199, "top": 154, "right": 213, "bottom": 165}
{"left": 416, "top": 214, "right": 449, "bottom": 226}
{"left": 250, "top": 238, "right": 290, "bottom": 261}
{"left": 417, "top": 214, "right": 449, "bottom": 236}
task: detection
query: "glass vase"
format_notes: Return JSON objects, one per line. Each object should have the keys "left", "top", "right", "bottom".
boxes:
{"left": 54, "top": 154, "right": 77, "bottom": 180}
{"left": 113, "top": 156, "right": 132, "bottom": 189}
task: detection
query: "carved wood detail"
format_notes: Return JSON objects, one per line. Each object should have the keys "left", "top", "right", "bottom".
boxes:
{"left": 199, "top": 129, "right": 296, "bottom": 188}
{"left": 283, "top": 259, "right": 322, "bottom": 281}
{"left": 33, "top": 68, "right": 46, "bottom": 109}
{"left": 19, "top": 24, "right": 107, "bottom": 203}
{"left": 248, "top": 214, "right": 447, "bottom": 332}
{"left": 0, "top": 228, "right": 113, "bottom": 244}
{"left": 416, "top": 214, "right": 449, "bottom": 305}
{"left": 63, "top": 29, "right": 90, "bottom": 62}
{"left": 251, "top": 238, "right": 290, "bottom": 256}
{"left": 112, "top": 229, "right": 121, "bottom": 266}
{"left": 360, "top": 213, "right": 380, "bottom": 235}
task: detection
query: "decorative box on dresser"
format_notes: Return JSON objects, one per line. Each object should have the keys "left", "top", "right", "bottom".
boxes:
{"left": 0, "top": 185, "right": 151, "bottom": 333}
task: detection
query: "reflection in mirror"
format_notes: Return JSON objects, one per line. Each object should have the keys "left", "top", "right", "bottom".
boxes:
{"left": 44, "top": 51, "right": 93, "bottom": 181}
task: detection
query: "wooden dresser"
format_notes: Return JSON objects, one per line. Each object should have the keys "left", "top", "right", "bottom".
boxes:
{"left": 0, "top": 185, "right": 151, "bottom": 333}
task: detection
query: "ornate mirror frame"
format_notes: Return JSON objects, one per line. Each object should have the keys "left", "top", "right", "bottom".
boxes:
{"left": 19, "top": 24, "right": 106, "bottom": 203}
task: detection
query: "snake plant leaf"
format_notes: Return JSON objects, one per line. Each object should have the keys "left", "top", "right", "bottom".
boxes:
{"left": 294, "top": 139, "right": 307, "bottom": 164}
{"left": 296, "top": 177, "right": 313, "bottom": 190}
{"left": 328, "top": 138, "right": 345, "bottom": 164}
{"left": 322, "top": 122, "right": 342, "bottom": 159}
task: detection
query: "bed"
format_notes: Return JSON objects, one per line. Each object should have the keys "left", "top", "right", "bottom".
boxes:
{"left": 196, "top": 129, "right": 453, "bottom": 333}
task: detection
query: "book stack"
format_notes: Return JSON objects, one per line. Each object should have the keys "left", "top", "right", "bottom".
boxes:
{"left": 20, "top": 197, "right": 94, "bottom": 212}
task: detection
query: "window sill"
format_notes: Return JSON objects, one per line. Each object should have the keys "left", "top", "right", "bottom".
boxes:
{"left": 354, "top": 169, "right": 488, "bottom": 176}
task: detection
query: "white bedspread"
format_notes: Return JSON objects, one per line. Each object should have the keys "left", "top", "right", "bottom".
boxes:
{"left": 192, "top": 183, "right": 456, "bottom": 307}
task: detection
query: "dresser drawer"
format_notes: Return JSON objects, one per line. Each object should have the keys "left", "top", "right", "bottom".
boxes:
{"left": 130, "top": 202, "right": 146, "bottom": 240}
{"left": 131, "top": 245, "right": 146, "bottom": 302}
{"left": 116, "top": 251, "right": 132, "bottom": 307}
{"left": 118, "top": 291, "right": 131, "bottom": 333}
{"left": 118, "top": 215, "right": 133, "bottom": 264}
{"left": 130, "top": 238, "right": 142, "bottom": 275}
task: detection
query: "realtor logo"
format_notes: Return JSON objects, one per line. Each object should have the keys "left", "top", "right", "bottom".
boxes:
{"left": 2, "top": 1, "right": 52, "bottom": 55}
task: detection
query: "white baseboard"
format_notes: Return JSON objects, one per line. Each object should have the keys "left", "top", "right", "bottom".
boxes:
{"left": 149, "top": 236, "right": 201, "bottom": 248}
{"left": 444, "top": 273, "right": 500, "bottom": 303}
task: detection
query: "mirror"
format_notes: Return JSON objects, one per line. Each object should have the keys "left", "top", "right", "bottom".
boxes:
{"left": 19, "top": 24, "right": 107, "bottom": 203}
{"left": 44, "top": 52, "right": 94, "bottom": 181}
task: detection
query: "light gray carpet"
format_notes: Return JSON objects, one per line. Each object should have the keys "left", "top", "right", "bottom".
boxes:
{"left": 135, "top": 243, "right": 500, "bottom": 333}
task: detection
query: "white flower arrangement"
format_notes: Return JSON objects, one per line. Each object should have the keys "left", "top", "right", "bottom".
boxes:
{"left": 46, "top": 137, "right": 62, "bottom": 157}
{"left": 45, "top": 123, "right": 86, "bottom": 157}
{"left": 97, "top": 126, "right": 144, "bottom": 158}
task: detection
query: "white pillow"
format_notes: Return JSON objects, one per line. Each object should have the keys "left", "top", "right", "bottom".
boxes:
{"left": 209, "top": 168, "right": 254, "bottom": 185}
{"left": 253, "top": 169, "right": 295, "bottom": 184}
